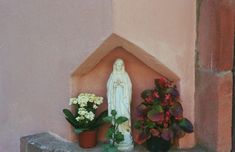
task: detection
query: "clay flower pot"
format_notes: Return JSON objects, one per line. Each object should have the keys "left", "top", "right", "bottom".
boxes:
{"left": 78, "top": 130, "right": 97, "bottom": 148}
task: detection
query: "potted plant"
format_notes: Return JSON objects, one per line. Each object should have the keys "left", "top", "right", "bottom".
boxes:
{"left": 63, "top": 93, "right": 108, "bottom": 148}
{"left": 134, "top": 78, "right": 193, "bottom": 152}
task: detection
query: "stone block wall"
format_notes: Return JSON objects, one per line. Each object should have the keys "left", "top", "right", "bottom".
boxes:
{"left": 196, "top": 0, "right": 234, "bottom": 151}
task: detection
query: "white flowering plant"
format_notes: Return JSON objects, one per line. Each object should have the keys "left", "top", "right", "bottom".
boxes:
{"left": 63, "top": 93, "right": 108, "bottom": 134}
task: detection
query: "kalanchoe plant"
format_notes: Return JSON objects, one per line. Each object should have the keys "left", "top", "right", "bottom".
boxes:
{"left": 134, "top": 78, "right": 193, "bottom": 145}
{"left": 63, "top": 93, "right": 108, "bottom": 134}
{"left": 102, "top": 110, "right": 128, "bottom": 152}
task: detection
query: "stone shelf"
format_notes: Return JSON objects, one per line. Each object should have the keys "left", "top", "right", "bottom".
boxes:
{"left": 20, "top": 132, "right": 207, "bottom": 152}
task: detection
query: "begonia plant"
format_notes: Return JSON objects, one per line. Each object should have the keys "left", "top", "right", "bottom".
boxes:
{"left": 134, "top": 78, "right": 193, "bottom": 145}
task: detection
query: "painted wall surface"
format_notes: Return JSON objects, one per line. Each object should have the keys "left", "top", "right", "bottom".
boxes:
{"left": 0, "top": 0, "right": 112, "bottom": 151}
{"left": 113, "top": 0, "right": 196, "bottom": 147}
{"left": 0, "top": 0, "right": 197, "bottom": 151}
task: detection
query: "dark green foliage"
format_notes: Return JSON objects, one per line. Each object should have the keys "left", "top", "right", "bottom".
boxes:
{"left": 91, "top": 110, "right": 108, "bottom": 129}
{"left": 116, "top": 116, "right": 128, "bottom": 124}
{"left": 102, "top": 110, "right": 128, "bottom": 152}
{"left": 115, "top": 131, "right": 124, "bottom": 143}
{"left": 63, "top": 109, "right": 79, "bottom": 128}
{"left": 133, "top": 120, "right": 142, "bottom": 129}
{"left": 141, "top": 89, "right": 153, "bottom": 99}
{"left": 63, "top": 109, "right": 108, "bottom": 131}
{"left": 103, "top": 116, "right": 113, "bottom": 123}
{"left": 111, "top": 110, "right": 117, "bottom": 116}
{"left": 177, "top": 118, "right": 194, "bottom": 133}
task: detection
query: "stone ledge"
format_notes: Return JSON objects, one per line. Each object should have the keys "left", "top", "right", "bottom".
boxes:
{"left": 20, "top": 132, "right": 207, "bottom": 152}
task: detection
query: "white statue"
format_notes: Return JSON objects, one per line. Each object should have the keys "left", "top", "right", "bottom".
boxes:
{"left": 107, "top": 58, "right": 134, "bottom": 151}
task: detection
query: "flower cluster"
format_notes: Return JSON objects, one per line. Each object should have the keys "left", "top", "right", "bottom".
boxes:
{"left": 134, "top": 78, "right": 193, "bottom": 145}
{"left": 69, "top": 93, "right": 103, "bottom": 126}
{"left": 69, "top": 93, "right": 103, "bottom": 107}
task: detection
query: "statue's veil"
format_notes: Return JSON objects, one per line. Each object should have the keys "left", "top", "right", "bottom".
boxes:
{"left": 113, "top": 58, "right": 125, "bottom": 74}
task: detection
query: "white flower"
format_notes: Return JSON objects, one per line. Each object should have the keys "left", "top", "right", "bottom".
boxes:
{"left": 88, "top": 95, "right": 96, "bottom": 103}
{"left": 69, "top": 98, "right": 78, "bottom": 105}
{"left": 76, "top": 116, "right": 84, "bottom": 121}
{"left": 94, "top": 97, "right": 103, "bottom": 105}
{"left": 85, "top": 111, "right": 95, "bottom": 121}
{"left": 77, "top": 94, "right": 89, "bottom": 107}
{"left": 78, "top": 108, "right": 87, "bottom": 115}
{"left": 93, "top": 105, "right": 98, "bottom": 109}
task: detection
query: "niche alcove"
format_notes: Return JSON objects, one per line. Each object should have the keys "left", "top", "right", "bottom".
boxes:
{"left": 69, "top": 34, "right": 180, "bottom": 142}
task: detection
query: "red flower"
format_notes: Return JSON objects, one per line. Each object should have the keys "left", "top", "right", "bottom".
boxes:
{"left": 158, "top": 78, "right": 166, "bottom": 86}
{"left": 166, "top": 111, "right": 170, "bottom": 116}
{"left": 165, "top": 94, "right": 171, "bottom": 100}
{"left": 161, "top": 100, "right": 168, "bottom": 106}
{"left": 153, "top": 91, "right": 160, "bottom": 98}
{"left": 169, "top": 101, "right": 174, "bottom": 106}
{"left": 145, "top": 96, "right": 153, "bottom": 103}
{"left": 165, "top": 117, "right": 170, "bottom": 122}
{"left": 164, "top": 122, "right": 168, "bottom": 128}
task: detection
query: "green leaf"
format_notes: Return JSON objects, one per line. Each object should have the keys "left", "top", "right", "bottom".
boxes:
{"left": 106, "top": 127, "right": 115, "bottom": 139}
{"left": 63, "top": 109, "right": 79, "bottom": 128}
{"left": 172, "top": 123, "right": 186, "bottom": 138}
{"left": 147, "top": 109, "right": 164, "bottom": 122}
{"left": 141, "top": 89, "right": 153, "bottom": 99}
{"left": 103, "top": 116, "right": 113, "bottom": 123}
{"left": 152, "top": 104, "right": 163, "bottom": 112}
{"left": 146, "top": 120, "right": 156, "bottom": 128}
{"left": 134, "top": 120, "right": 142, "bottom": 129}
{"left": 111, "top": 110, "right": 117, "bottom": 116}
{"left": 92, "top": 110, "right": 108, "bottom": 129}
{"left": 115, "top": 131, "right": 124, "bottom": 143}
{"left": 116, "top": 116, "right": 128, "bottom": 124}
{"left": 178, "top": 118, "right": 194, "bottom": 133}
{"left": 74, "top": 128, "right": 87, "bottom": 134}
{"left": 153, "top": 98, "right": 161, "bottom": 104}
{"left": 170, "top": 102, "right": 183, "bottom": 119}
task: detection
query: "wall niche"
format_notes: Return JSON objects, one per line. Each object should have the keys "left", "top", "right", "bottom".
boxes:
{"left": 70, "top": 45, "right": 179, "bottom": 142}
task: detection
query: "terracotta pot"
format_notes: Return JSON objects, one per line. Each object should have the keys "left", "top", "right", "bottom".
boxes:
{"left": 78, "top": 130, "right": 97, "bottom": 148}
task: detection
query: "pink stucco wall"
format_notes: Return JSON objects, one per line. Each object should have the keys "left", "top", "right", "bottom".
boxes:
{"left": 0, "top": 1, "right": 112, "bottom": 151}
{"left": 0, "top": 0, "right": 196, "bottom": 151}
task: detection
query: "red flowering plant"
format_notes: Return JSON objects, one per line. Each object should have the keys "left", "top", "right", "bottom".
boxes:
{"left": 134, "top": 78, "right": 193, "bottom": 146}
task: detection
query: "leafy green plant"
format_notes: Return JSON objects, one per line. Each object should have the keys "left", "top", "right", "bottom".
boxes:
{"left": 102, "top": 110, "right": 128, "bottom": 152}
{"left": 63, "top": 93, "right": 108, "bottom": 133}
{"left": 134, "top": 78, "right": 193, "bottom": 145}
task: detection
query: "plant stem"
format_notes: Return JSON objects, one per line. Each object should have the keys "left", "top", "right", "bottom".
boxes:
{"left": 112, "top": 115, "right": 116, "bottom": 146}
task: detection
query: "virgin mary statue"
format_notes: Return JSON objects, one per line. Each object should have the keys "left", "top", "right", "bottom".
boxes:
{"left": 107, "top": 58, "right": 134, "bottom": 151}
